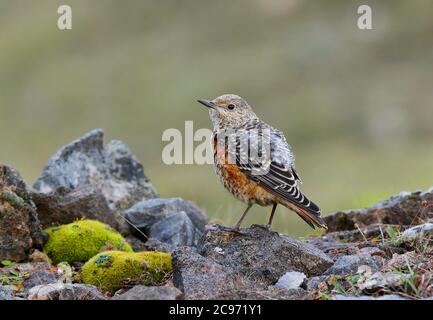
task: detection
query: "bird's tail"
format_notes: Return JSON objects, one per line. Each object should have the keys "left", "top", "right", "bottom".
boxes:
{"left": 280, "top": 195, "right": 328, "bottom": 230}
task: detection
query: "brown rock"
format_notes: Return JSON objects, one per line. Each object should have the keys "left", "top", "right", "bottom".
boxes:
{"left": 0, "top": 164, "right": 47, "bottom": 262}
{"left": 324, "top": 188, "right": 433, "bottom": 232}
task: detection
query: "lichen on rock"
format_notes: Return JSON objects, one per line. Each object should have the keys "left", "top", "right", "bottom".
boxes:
{"left": 43, "top": 220, "right": 132, "bottom": 264}
{"left": 80, "top": 251, "right": 172, "bottom": 293}
{"left": 0, "top": 164, "right": 46, "bottom": 262}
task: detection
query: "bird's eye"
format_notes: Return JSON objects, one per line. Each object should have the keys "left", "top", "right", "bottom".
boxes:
{"left": 227, "top": 104, "right": 235, "bottom": 110}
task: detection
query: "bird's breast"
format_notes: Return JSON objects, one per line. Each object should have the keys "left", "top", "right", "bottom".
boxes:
{"left": 212, "top": 133, "right": 276, "bottom": 206}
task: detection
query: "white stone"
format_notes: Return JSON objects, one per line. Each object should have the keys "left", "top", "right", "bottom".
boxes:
{"left": 274, "top": 271, "right": 306, "bottom": 290}
{"left": 402, "top": 223, "right": 433, "bottom": 239}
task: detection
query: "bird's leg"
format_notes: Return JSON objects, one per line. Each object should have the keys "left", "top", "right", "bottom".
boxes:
{"left": 265, "top": 203, "right": 278, "bottom": 229}
{"left": 233, "top": 204, "right": 253, "bottom": 231}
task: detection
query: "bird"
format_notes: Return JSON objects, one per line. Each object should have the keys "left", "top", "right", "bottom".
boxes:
{"left": 197, "top": 94, "right": 327, "bottom": 231}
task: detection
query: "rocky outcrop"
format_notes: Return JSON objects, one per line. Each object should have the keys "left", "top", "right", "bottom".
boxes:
{"left": 123, "top": 198, "right": 208, "bottom": 248}
{"left": 172, "top": 224, "right": 333, "bottom": 299}
{"left": 0, "top": 164, "right": 46, "bottom": 262}
{"left": 32, "top": 129, "right": 158, "bottom": 232}
{"left": 198, "top": 224, "right": 333, "bottom": 280}
{"left": 324, "top": 188, "right": 433, "bottom": 232}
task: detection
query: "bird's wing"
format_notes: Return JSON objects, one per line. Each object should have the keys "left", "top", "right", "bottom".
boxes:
{"left": 232, "top": 120, "right": 326, "bottom": 229}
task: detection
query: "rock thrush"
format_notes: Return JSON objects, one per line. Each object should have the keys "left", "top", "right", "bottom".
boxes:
{"left": 198, "top": 94, "right": 327, "bottom": 230}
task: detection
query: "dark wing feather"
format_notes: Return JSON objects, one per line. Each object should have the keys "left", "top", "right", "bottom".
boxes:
{"left": 232, "top": 120, "right": 325, "bottom": 229}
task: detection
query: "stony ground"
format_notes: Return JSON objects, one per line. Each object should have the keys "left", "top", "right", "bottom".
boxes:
{"left": 1, "top": 129, "right": 432, "bottom": 300}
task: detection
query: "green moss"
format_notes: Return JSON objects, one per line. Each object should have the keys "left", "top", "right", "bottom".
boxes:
{"left": 81, "top": 251, "right": 172, "bottom": 293}
{"left": 44, "top": 220, "right": 132, "bottom": 264}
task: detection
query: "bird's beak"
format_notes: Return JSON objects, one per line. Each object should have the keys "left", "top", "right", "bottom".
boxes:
{"left": 197, "top": 99, "right": 216, "bottom": 109}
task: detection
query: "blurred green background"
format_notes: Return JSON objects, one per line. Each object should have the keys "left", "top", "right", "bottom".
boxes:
{"left": 1, "top": 0, "right": 432, "bottom": 237}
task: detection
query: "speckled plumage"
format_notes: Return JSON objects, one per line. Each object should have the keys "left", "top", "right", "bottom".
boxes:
{"left": 198, "top": 94, "right": 327, "bottom": 230}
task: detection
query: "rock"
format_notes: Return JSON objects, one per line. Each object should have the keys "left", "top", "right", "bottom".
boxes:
{"left": 0, "top": 262, "right": 59, "bottom": 295}
{"left": 0, "top": 285, "right": 15, "bottom": 300}
{"left": 172, "top": 246, "right": 239, "bottom": 300}
{"left": 143, "top": 238, "right": 175, "bottom": 253}
{"left": 274, "top": 271, "right": 307, "bottom": 291}
{"left": 123, "top": 198, "right": 208, "bottom": 247}
{"left": 29, "top": 249, "right": 52, "bottom": 264}
{"left": 241, "top": 287, "right": 310, "bottom": 300}
{"left": 0, "top": 164, "right": 47, "bottom": 262}
{"left": 126, "top": 235, "right": 175, "bottom": 253}
{"left": 124, "top": 235, "right": 148, "bottom": 252}
{"left": 385, "top": 252, "right": 418, "bottom": 271}
{"left": 324, "top": 188, "right": 433, "bottom": 232}
{"left": 24, "top": 270, "right": 59, "bottom": 290}
{"left": 402, "top": 223, "right": 433, "bottom": 239}
{"left": 6, "top": 262, "right": 52, "bottom": 273}
{"left": 322, "top": 224, "right": 401, "bottom": 243}
{"left": 357, "top": 272, "right": 403, "bottom": 291}
{"left": 324, "top": 253, "right": 381, "bottom": 276}
{"left": 28, "top": 283, "right": 106, "bottom": 300}
{"left": 112, "top": 285, "right": 183, "bottom": 300}
{"left": 359, "top": 246, "right": 387, "bottom": 258}
{"left": 173, "top": 225, "right": 333, "bottom": 299}
{"left": 173, "top": 246, "right": 312, "bottom": 300}
{"left": 31, "top": 186, "right": 115, "bottom": 229}
{"left": 33, "top": 129, "right": 158, "bottom": 232}
{"left": 332, "top": 294, "right": 407, "bottom": 300}
{"left": 197, "top": 224, "right": 333, "bottom": 283}
{"left": 307, "top": 275, "right": 329, "bottom": 291}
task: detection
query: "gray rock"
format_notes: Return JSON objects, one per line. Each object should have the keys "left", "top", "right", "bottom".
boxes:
{"left": 173, "top": 242, "right": 316, "bottom": 300}
{"left": 123, "top": 198, "right": 208, "bottom": 247}
{"left": 306, "top": 275, "right": 329, "bottom": 291}
{"left": 357, "top": 271, "right": 403, "bottom": 291}
{"left": 172, "top": 246, "right": 239, "bottom": 300}
{"left": 0, "top": 164, "right": 47, "bottom": 262}
{"left": 0, "top": 285, "right": 15, "bottom": 300}
{"left": 240, "top": 287, "right": 310, "bottom": 300}
{"left": 274, "top": 271, "right": 307, "bottom": 291}
{"left": 33, "top": 129, "right": 158, "bottom": 232}
{"left": 24, "top": 270, "right": 59, "bottom": 290}
{"left": 332, "top": 294, "right": 408, "bottom": 300}
{"left": 324, "top": 253, "right": 381, "bottom": 276}
{"left": 143, "top": 238, "right": 175, "bottom": 253}
{"left": 324, "top": 188, "right": 433, "bottom": 232}
{"left": 4, "top": 262, "right": 52, "bottom": 273}
{"left": 402, "top": 223, "right": 433, "bottom": 239}
{"left": 124, "top": 235, "right": 148, "bottom": 252}
{"left": 0, "top": 262, "right": 59, "bottom": 297}
{"left": 197, "top": 224, "right": 333, "bottom": 283}
{"left": 112, "top": 285, "right": 183, "bottom": 300}
{"left": 28, "top": 283, "right": 106, "bottom": 300}
{"left": 30, "top": 186, "right": 115, "bottom": 229}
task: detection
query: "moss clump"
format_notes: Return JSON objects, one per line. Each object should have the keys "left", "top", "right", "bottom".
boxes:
{"left": 80, "top": 251, "right": 172, "bottom": 293}
{"left": 44, "top": 220, "right": 132, "bottom": 264}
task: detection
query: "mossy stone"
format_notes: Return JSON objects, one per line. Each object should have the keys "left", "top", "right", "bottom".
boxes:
{"left": 81, "top": 251, "right": 172, "bottom": 293}
{"left": 44, "top": 220, "right": 132, "bottom": 264}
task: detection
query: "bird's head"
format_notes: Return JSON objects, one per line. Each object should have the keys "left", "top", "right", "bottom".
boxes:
{"left": 198, "top": 94, "right": 258, "bottom": 129}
